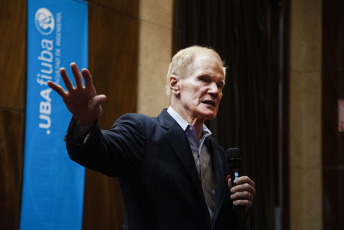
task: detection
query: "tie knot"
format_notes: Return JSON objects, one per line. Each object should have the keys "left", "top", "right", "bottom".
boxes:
{"left": 186, "top": 125, "right": 199, "bottom": 145}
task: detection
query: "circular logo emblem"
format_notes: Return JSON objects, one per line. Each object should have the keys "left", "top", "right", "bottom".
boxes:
{"left": 35, "top": 8, "right": 55, "bottom": 35}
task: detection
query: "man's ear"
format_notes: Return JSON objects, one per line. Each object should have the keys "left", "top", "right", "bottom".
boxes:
{"left": 169, "top": 75, "right": 180, "bottom": 95}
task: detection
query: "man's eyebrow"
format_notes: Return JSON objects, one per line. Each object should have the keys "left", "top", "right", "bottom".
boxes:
{"left": 197, "top": 75, "right": 211, "bottom": 80}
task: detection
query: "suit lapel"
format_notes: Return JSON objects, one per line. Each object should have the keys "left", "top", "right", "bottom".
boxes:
{"left": 158, "top": 109, "right": 203, "bottom": 194}
{"left": 206, "top": 137, "right": 227, "bottom": 228}
{"left": 158, "top": 109, "right": 228, "bottom": 226}
{"left": 158, "top": 109, "right": 212, "bottom": 227}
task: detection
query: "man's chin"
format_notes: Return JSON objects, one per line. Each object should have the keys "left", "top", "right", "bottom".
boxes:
{"left": 198, "top": 110, "right": 217, "bottom": 120}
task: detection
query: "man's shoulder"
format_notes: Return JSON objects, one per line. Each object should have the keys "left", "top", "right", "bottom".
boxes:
{"left": 114, "top": 109, "right": 169, "bottom": 128}
{"left": 118, "top": 112, "right": 152, "bottom": 120}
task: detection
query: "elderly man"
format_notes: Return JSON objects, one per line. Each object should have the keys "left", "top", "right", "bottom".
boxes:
{"left": 47, "top": 46, "right": 255, "bottom": 230}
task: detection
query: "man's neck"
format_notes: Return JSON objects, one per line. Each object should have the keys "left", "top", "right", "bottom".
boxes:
{"left": 190, "top": 118, "right": 205, "bottom": 141}
{"left": 170, "top": 105, "right": 205, "bottom": 141}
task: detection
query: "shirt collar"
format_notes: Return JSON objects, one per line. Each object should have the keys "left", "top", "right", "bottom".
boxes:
{"left": 167, "top": 106, "right": 212, "bottom": 135}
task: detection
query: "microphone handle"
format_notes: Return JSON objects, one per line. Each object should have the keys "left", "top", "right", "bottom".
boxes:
{"left": 229, "top": 168, "right": 240, "bottom": 188}
{"left": 229, "top": 169, "right": 246, "bottom": 230}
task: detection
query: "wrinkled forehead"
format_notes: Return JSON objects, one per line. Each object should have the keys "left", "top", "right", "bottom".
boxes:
{"left": 189, "top": 52, "right": 226, "bottom": 78}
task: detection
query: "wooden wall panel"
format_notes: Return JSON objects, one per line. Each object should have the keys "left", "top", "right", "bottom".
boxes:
{"left": 88, "top": 0, "right": 138, "bottom": 17}
{"left": 0, "top": 0, "right": 26, "bottom": 109}
{"left": 0, "top": 111, "right": 25, "bottom": 230}
{"left": 83, "top": 1, "right": 139, "bottom": 229}
{"left": 0, "top": 0, "right": 26, "bottom": 229}
{"left": 88, "top": 2, "right": 139, "bottom": 126}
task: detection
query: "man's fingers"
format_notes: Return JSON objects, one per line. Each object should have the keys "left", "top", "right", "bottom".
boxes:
{"left": 91, "top": 95, "right": 107, "bottom": 108}
{"left": 229, "top": 175, "right": 256, "bottom": 209}
{"left": 227, "top": 178, "right": 232, "bottom": 189}
{"left": 230, "top": 188, "right": 254, "bottom": 209}
{"left": 60, "top": 67, "right": 74, "bottom": 92}
{"left": 233, "top": 199, "right": 253, "bottom": 208}
{"left": 47, "top": 81, "right": 67, "bottom": 97}
{"left": 81, "top": 68, "right": 94, "bottom": 90}
{"left": 70, "top": 63, "right": 84, "bottom": 88}
{"left": 234, "top": 176, "right": 255, "bottom": 191}
{"left": 231, "top": 190, "right": 254, "bottom": 200}
{"left": 231, "top": 182, "right": 256, "bottom": 196}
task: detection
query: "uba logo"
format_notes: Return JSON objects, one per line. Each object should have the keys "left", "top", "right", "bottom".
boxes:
{"left": 35, "top": 8, "right": 55, "bottom": 35}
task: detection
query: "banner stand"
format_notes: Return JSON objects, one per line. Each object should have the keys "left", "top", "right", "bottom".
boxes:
{"left": 21, "top": 1, "right": 88, "bottom": 229}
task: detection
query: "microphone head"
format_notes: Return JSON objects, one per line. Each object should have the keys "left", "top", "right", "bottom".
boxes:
{"left": 226, "top": 148, "right": 242, "bottom": 170}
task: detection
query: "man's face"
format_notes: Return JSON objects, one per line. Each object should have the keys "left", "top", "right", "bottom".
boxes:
{"left": 175, "top": 53, "right": 225, "bottom": 123}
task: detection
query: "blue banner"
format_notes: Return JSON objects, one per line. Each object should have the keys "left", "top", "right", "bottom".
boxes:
{"left": 21, "top": 0, "right": 88, "bottom": 229}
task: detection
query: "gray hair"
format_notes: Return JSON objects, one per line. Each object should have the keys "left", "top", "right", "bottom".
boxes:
{"left": 166, "top": 45, "right": 226, "bottom": 97}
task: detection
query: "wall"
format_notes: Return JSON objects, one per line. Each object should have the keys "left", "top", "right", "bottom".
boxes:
{"left": 289, "top": 0, "right": 323, "bottom": 229}
{"left": 137, "top": 0, "right": 172, "bottom": 116}
{"left": 0, "top": 0, "right": 172, "bottom": 229}
{"left": 0, "top": 0, "right": 26, "bottom": 229}
{"left": 82, "top": 1, "right": 139, "bottom": 229}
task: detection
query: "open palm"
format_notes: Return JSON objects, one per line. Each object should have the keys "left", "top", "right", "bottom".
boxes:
{"left": 47, "top": 63, "right": 107, "bottom": 124}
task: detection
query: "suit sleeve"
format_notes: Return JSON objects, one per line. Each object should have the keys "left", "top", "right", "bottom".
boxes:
{"left": 65, "top": 114, "right": 146, "bottom": 177}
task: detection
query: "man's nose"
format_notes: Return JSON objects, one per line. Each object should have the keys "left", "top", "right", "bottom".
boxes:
{"left": 208, "top": 82, "right": 220, "bottom": 94}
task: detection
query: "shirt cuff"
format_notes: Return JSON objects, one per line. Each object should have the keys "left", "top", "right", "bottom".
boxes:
{"left": 64, "top": 118, "right": 97, "bottom": 144}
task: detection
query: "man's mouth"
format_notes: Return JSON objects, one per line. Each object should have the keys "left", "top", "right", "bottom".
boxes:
{"left": 202, "top": 100, "right": 216, "bottom": 107}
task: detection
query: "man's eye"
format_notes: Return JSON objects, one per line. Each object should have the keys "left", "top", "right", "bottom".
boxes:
{"left": 217, "top": 82, "right": 224, "bottom": 89}
{"left": 199, "top": 76, "right": 210, "bottom": 82}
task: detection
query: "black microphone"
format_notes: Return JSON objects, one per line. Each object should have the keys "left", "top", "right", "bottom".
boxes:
{"left": 226, "top": 147, "right": 242, "bottom": 187}
{"left": 226, "top": 148, "right": 246, "bottom": 229}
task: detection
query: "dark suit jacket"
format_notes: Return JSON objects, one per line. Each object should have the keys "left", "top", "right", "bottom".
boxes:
{"left": 65, "top": 109, "right": 242, "bottom": 230}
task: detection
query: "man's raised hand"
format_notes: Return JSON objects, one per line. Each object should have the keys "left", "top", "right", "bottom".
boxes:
{"left": 47, "top": 62, "right": 107, "bottom": 124}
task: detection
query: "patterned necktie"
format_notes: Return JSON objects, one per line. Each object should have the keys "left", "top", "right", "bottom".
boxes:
{"left": 186, "top": 126, "right": 215, "bottom": 220}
